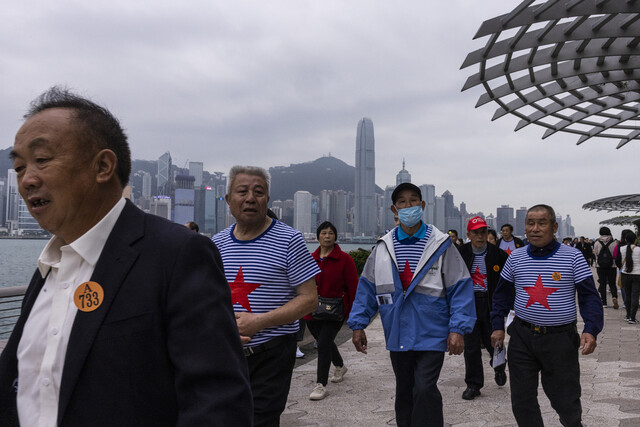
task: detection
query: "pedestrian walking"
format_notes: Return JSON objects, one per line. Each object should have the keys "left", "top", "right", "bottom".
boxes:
{"left": 491, "top": 204, "right": 603, "bottom": 427}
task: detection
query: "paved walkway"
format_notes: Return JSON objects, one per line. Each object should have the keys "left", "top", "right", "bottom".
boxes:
{"left": 283, "top": 289, "right": 640, "bottom": 426}
{"left": 3, "top": 271, "right": 640, "bottom": 426}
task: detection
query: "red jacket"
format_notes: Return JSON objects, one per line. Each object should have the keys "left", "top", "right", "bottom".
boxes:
{"left": 304, "top": 244, "right": 359, "bottom": 321}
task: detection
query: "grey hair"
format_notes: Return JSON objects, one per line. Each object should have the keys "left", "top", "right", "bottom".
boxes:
{"left": 227, "top": 165, "right": 271, "bottom": 195}
{"left": 526, "top": 204, "right": 557, "bottom": 224}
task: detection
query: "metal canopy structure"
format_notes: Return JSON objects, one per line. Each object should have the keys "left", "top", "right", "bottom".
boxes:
{"left": 597, "top": 215, "right": 640, "bottom": 225}
{"left": 582, "top": 193, "right": 640, "bottom": 211}
{"left": 461, "top": 0, "right": 640, "bottom": 148}
{"left": 583, "top": 194, "right": 640, "bottom": 226}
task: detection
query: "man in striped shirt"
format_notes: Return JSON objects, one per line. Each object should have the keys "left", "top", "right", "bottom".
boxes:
{"left": 491, "top": 204, "right": 603, "bottom": 427}
{"left": 212, "top": 165, "right": 319, "bottom": 426}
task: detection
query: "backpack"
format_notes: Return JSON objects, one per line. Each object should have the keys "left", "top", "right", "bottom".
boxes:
{"left": 597, "top": 240, "right": 614, "bottom": 268}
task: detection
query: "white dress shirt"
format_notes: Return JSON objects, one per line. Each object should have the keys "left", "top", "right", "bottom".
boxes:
{"left": 17, "top": 198, "right": 126, "bottom": 427}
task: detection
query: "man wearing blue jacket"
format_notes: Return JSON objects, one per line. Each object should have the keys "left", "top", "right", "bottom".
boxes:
{"left": 348, "top": 183, "right": 476, "bottom": 427}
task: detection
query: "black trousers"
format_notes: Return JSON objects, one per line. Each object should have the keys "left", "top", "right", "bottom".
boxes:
{"left": 389, "top": 351, "right": 445, "bottom": 427}
{"left": 307, "top": 319, "right": 344, "bottom": 385}
{"left": 295, "top": 318, "right": 306, "bottom": 341}
{"left": 507, "top": 319, "right": 582, "bottom": 427}
{"left": 622, "top": 273, "right": 640, "bottom": 320}
{"left": 246, "top": 334, "right": 297, "bottom": 427}
{"left": 596, "top": 266, "right": 618, "bottom": 303}
{"left": 463, "top": 293, "right": 504, "bottom": 390}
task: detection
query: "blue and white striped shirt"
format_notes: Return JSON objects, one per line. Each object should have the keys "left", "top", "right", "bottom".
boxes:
{"left": 212, "top": 219, "right": 320, "bottom": 346}
{"left": 501, "top": 244, "right": 592, "bottom": 326}
{"left": 392, "top": 225, "right": 431, "bottom": 289}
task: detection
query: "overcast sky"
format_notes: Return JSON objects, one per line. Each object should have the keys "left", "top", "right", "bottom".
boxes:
{"left": 2, "top": 0, "right": 638, "bottom": 238}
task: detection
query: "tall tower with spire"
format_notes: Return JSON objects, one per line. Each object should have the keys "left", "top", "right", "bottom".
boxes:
{"left": 395, "top": 159, "right": 411, "bottom": 185}
{"left": 354, "top": 118, "right": 376, "bottom": 237}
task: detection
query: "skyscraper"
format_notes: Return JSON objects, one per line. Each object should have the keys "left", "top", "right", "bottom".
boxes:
{"left": 496, "top": 205, "right": 514, "bottom": 230}
{"left": 150, "top": 196, "right": 172, "bottom": 220}
{"left": 485, "top": 213, "right": 497, "bottom": 230}
{"left": 375, "top": 193, "right": 386, "bottom": 235}
{"left": 293, "top": 191, "right": 312, "bottom": 234}
{"left": 0, "top": 178, "right": 5, "bottom": 228}
{"left": 556, "top": 214, "right": 565, "bottom": 239}
{"left": 434, "top": 196, "right": 445, "bottom": 231}
{"left": 3, "top": 170, "right": 40, "bottom": 235}
{"left": 442, "top": 191, "right": 454, "bottom": 218}
{"left": 354, "top": 117, "right": 375, "bottom": 237}
{"left": 319, "top": 190, "right": 331, "bottom": 223}
{"left": 141, "top": 172, "right": 152, "bottom": 199}
{"left": 311, "top": 195, "right": 319, "bottom": 230}
{"left": 158, "top": 151, "right": 172, "bottom": 195}
{"left": 384, "top": 185, "right": 395, "bottom": 231}
{"left": 6, "top": 170, "right": 18, "bottom": 231}
{"left": 420, "top": 184, "right": 436, "bottom": 225}
{"left": 174, "top": 174, "right": 195, "bottom": 225}
{"left": 330, "top": 190, "right": 348, "bottom": 237}
{"left": 515, "top": 207, "right": 528, "bottom": 237}
{"left": 204, "top": 186, "right": 217, "bottom": 235}
{"left": 395, "top": 159, "right": 411, "bottom": 185}
{"left": 189, "top": 161, "right": 204, "bottom": 189}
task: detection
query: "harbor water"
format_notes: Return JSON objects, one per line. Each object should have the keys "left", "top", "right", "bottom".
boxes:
{"left": 0, "top": 239, "right": 372, "bottom": 289}
{"left": 0, "top": 239, "right": 48, "bottom": 288}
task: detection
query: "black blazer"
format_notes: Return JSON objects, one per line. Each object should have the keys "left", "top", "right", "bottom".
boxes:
{"left": 0, "top": 200, "right": 252, "bottom": 426}
{"left": 459, "top": 243, "right": 509, "bottom": 307}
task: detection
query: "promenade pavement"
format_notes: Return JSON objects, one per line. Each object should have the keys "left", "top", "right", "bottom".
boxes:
{"left": 2, "top": 270, "right": 639, "bottom": 426}
{"left": 284, "top": 284, "right": 640, "bottom": 426}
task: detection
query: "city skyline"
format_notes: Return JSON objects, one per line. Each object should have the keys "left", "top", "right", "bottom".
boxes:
{"left": 0, "top": 144, "right": 601, "bottom": 240}
{"left": 1, "top": 1, "right": 636, "bottom": 239}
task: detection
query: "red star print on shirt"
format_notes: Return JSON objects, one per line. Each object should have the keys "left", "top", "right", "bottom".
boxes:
{"left": 229, "top": 266, "right": 262, "bottom": 312}
{"left": 505, "top": 247, "right": 513, "bottom": 255}
{"left": 471, "top": 266, "right": 487, "bottom": 289}
{"left": 399, "top": 260, "right": 413, "bottom": 290}
{"left": 523, "top": 274, "right": 559, "bottom": 310}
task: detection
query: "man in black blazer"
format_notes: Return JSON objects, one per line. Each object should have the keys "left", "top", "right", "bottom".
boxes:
{"left": 459, "top": 217, "right": 509, "bottom": 401}
{"left": 0, "top": 87, "right": 252, "bottom": 426}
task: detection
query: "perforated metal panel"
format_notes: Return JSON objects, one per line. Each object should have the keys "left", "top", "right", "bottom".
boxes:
{"left": 461, "top": 0, "right": 640, "bottom": 148}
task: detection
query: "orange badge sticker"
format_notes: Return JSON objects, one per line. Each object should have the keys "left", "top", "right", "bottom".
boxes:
{"left": 493, "top": 265, "right": 500, "bottom": 272}
{"left": 552, "top": 272, "right": 561, "bottom": 281}
{"left": 74, "top": 281, "right": 104, "bottom": 312}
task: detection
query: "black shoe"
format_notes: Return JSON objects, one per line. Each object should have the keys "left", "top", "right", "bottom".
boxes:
{"left": 494, "top": 369, "right": 507, "bottom": 386}
{"left": 462, "top": 387, "right": 481, "bottom": 400}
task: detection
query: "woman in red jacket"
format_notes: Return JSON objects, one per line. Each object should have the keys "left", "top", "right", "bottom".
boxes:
{"left": 307, "top": 221, "right": 359, "bottom": 401}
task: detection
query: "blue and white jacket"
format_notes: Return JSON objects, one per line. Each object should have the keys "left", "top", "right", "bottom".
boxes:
{"left": 347, "top": 225, "right": 476, "bottom": 352}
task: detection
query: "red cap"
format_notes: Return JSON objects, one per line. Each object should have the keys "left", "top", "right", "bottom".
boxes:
{"left": 467, "top": 216, "right": 488, "bottom": 232}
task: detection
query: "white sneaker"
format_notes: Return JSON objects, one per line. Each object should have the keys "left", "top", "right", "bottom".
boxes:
{"left": 309, "top": 383, "right": 327, "bottom": 400}
{"left": 296, "top": 347, "right": 304, "bottom": 358}
{"left": 330, "top": 365, "right": 348, "bottom": 383}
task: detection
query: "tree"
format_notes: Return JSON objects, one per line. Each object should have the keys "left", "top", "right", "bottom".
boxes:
{"left": 348, "top": 249, "right": 371, "bottom": 276}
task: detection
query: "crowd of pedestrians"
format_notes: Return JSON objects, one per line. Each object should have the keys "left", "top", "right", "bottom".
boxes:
{"left": 560, "top": 227, "right": 640, "bottom": 326}
{"left": 2, "top": 87, "right": 637, "bottom": 427}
